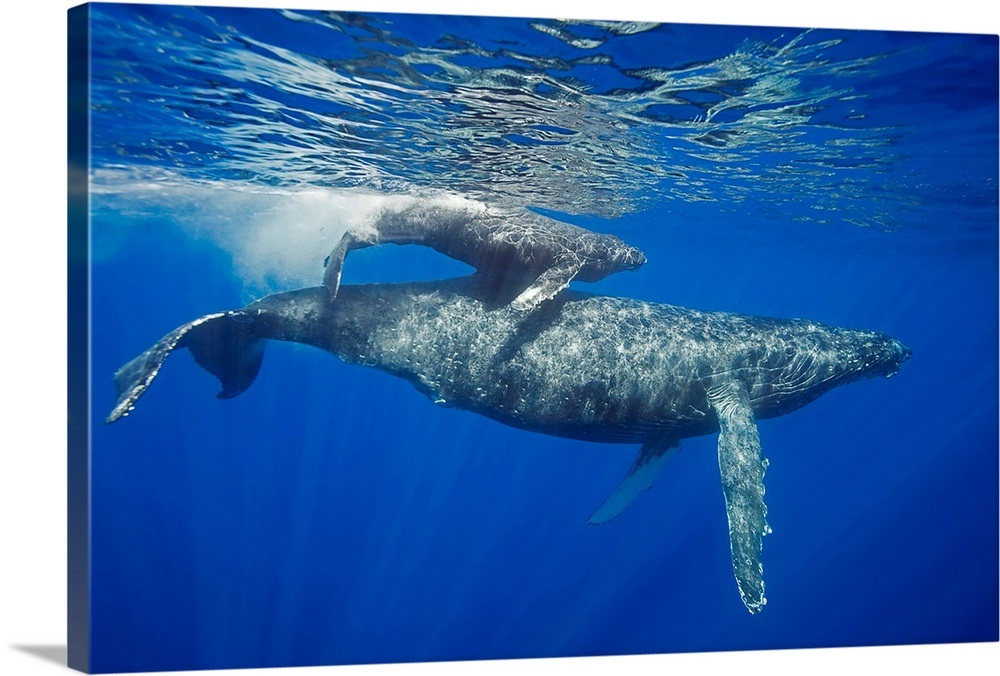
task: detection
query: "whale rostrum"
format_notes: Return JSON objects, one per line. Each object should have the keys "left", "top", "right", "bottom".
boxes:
{"left": 107, "top": 276, "right": 910, "bottom": 613}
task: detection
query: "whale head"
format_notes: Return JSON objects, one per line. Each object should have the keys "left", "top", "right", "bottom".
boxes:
{"left": 748, "top": 323, "right": 910, "bottom": 418}
{"left": 595, "top": 236, "right": 647, "bottom": 272}
{"left": 616, "top": 242, "right": 647, "bottom": 271}
{"left": 836, "top": 329, "right": 912, "bottom": 382}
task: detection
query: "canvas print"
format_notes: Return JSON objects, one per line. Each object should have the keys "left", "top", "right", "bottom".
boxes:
{"left": 68, "top": 2, "right": 999, "bottom": 673}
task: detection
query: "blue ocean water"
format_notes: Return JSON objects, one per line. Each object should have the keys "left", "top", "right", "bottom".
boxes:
{"left": 84, "top": 4, "right": 998, "bottom": 673}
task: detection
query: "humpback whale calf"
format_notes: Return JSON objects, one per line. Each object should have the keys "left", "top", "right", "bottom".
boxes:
{"left": 106, "top": 276, "right": 909, "bottom": 613}
{"left": 322, "top": 199, "right": 646, "bottom": 310}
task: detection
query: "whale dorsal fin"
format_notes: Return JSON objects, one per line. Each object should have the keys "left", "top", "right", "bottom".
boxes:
{"left": 511, "top": 255, "right": 585, "bottom": 312}
{"left": 707, "top": 379, "right": 770, "bottom": 614}
{"left": 589, "top": 436, "right": 679, "bottom": 525}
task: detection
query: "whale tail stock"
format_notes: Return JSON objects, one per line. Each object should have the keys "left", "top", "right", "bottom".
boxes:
{"left": 106, "top": 310, "right": 267, "bottom": 424}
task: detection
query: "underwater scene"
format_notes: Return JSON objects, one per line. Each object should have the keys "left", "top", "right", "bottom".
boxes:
{"left": 81, "top": 3, "right": 997, "bottom": 673}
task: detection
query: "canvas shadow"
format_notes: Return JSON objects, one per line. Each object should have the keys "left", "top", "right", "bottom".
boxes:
{"left": 12, "top": 644, "right": 67, "bottom": 667}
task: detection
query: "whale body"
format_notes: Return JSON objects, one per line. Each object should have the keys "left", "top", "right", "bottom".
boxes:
{"left": 106, "top": 276, "right": 910, "bottom": 613}
{"left": 322, "top": 200, "right": 646, "bottom": 310}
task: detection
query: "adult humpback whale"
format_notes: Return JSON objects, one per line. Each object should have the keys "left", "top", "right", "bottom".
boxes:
{"left": 322, "top": 199, "right": 646, "bottom": 310}
{"left": 106, "top": 276, "right": 910, "bottom": 613}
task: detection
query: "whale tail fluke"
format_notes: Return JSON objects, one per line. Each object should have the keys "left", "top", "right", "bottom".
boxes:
{"left": 186, "top": 313, "right": 267, "bottom": 400}
{"left": 106, "top": 311, "right": 266, "bottom": 423}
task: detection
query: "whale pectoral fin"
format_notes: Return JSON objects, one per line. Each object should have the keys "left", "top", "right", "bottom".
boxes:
{"left": 511, "top": 256, "right": 584, "bottom": 311}
{"left": 708, "top": 380, "right": 770, "bottom": 614}
{"left": 106, "top": 311, "right": 265, "bottom": 424}
{"left": 589, "top": 437, "right": 679, "bottom": 525}
{"left": 322, "top": 232, "right": 357, "bottom": 302}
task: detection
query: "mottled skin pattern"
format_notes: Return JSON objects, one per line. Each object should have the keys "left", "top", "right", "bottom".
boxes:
{"left": 322, "top": 201, "right": 646, "bottom": 309}
{"left": 248, "top": 279, "right": 907, "bottom": 440}
{"left": 107, "top": 276, "right": 910, "bottom": 613}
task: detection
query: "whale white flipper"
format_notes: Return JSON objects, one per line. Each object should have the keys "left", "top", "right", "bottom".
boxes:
{"left": 511, "top": 255, "right": 585, "bottom": 312}
{"left": 589, "top": 437, "right": 679, "bottom": 525}
{"left": 322, "top": 232, "right": 357, "bottom": 301}
{"left": 708, "top": 379, "right": 769, "bottom": 614}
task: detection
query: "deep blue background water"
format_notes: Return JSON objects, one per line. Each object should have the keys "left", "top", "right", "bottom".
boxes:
{"left": 84, "top": 4, "right": 998, "bottom": 673}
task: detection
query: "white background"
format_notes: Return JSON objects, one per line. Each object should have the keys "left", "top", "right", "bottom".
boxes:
{"left": 1, "top": 1, "right": 997, "bottom": 675}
